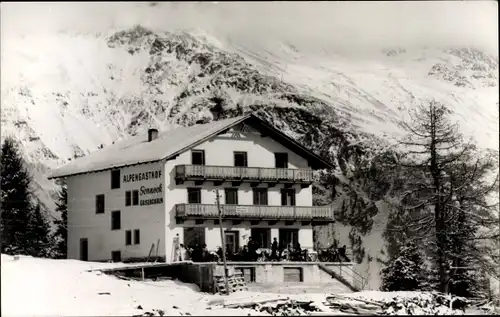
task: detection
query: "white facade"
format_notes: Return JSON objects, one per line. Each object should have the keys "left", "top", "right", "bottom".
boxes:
{"left": 65, "top": 123, "right": 322, "bottom": 262}
{"left": 67, "top": 162, "right": 165, "bottom": 261}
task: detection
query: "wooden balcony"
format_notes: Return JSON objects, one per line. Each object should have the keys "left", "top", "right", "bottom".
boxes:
{"left": 175, "top": 203, "right": 334, "bottom": 223}
{"left": 175, "top": 165, "right": 313, "bottom": 187}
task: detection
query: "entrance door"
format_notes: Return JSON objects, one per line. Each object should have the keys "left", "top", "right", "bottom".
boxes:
{"left": 80, "top": 238, "right": 88, "bottom": 261}
{"left": 225, "top": 231, "right": 239, "bottom": 254}
{"left": 279, "top": 229, "right": 299, "bottom": 249}
{"left": 251, "top": 228, "right": 270, "bottom": 249}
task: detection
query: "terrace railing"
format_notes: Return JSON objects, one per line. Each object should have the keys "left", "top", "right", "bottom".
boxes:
{"left": 175, "top": 165, "right": 314, "bottom": 184}
{"left": 175, "top": 203, "right": 334, "bottom": 221}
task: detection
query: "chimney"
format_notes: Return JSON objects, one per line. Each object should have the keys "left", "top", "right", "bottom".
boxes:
{"left": 148, "top": 128, "right": 158, "bottom": 142}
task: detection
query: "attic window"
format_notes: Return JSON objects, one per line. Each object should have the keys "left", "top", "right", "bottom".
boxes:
{"left": 191, "top": 150, "right": 205, "bottom": 165}
{"left": 275, "top": 153, "right": 288, "bottom": 168}
{"left": 111, "top": 170, "right": 120, "bottom": 189}
{"left": 234, "top": 152, "right": 248, "bottom": 167}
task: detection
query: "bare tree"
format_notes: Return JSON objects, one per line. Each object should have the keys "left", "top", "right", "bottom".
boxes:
{"left": 398, "top": 100, "right": 477, "bottom": 293}
{"left": 443, "top": 148, "right": 499, "bottom": 295}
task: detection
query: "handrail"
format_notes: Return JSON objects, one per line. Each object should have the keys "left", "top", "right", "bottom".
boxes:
{"left": 341, "top": 264, "right": 368, "bottom": 290}
{"left": 318, "top": 263, "right": 359, "bottom": 292}
{"left": 176, "top": 164, "right": 314, "bottom": 182}
{"left": 318, "top": 262, "right": 367, "bottom": 291}
{"left": 176, "top": 203, "right": 334, "bottom": 220}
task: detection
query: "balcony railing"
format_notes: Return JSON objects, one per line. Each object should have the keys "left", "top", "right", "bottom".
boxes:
{"left": 175, "top": 165, "right": 313, "bottom": 185}
{"left": 175, "top": 203, "right": 334, "bottom": 222}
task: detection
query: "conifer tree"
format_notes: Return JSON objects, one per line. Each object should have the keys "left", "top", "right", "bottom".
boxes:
{"left": 398, "top": 100, "right": 476, "bottom": 293}
{"left": 28, "top": 202, "right": 53, "bottom": 257}
{"left": 381, "top": 236, "right": 427, "bottom": 291}
{"left": 1, "top": 137, "right": 34, "bottom": 254}
{"left": 396, "top": 100, "right": 499, "bottom": 295}
{"left": 1, "top": 137, "right": 55, "bottom": 257}
{"left": 53, "top": 182, "right": 68, "bottom": 258}
{"left": 444, "top": 149, "right": 498, "bottom": 297}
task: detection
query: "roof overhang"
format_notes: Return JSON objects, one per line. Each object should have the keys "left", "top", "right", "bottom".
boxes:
{"left": 243, "top": 114, "right": 334, "bottom": 170}
{"left": 47, "top": 112, "right": 334, "bottom": 180}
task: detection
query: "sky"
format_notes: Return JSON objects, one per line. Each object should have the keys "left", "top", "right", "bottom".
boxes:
{"left": 1, "top": 1, "right": 498, "bottom": 54}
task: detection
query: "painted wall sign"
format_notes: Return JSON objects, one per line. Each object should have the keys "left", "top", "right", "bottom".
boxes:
{"left": 123, "top": 170, "right": 162, "bottom": 183}
{"left": 139, "top": 183, "right": 163, "bottom": 206}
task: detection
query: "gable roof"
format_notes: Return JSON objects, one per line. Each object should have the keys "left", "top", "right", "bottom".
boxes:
{"left": 47, "top": 113, "right": 334, "bottom": 179}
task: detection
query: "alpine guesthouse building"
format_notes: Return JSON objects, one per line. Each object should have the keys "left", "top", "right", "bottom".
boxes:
{"left": 48, "top": 113, "right": 335, "bottom": 262}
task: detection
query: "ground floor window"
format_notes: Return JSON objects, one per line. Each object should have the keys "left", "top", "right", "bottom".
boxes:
{"left": 283, "top": 267, "right": 303, "bottom": 282}
{"left": 183, "top": 227, "right": 205, "bottom": 249}
{"left": 111, "top": 250, "right": 121, "bottom": 262}
{"left": 279, "top": 229, "right": 299, "bottom": 249}
{"left": 251, "top": 228, "right": 270, "bottom": 249}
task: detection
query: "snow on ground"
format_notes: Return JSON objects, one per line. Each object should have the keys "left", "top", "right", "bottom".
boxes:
{"left": 0, "top": 254, "right": 266, "bottom": 316}
{"left": 1, "top": 254, "right": 492, "bottom": 316}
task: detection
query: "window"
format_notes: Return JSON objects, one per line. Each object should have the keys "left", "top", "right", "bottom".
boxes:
{"left": 111, "top": 251, "right": 121, "bottom": 262}
{"left": 253, "top": 188, "right": 268, "bottom": 205}
{"left": 234, "top": 151, "right": 248, "bottom": 167}
{"left": 125, "top": 191, "right": 131, "bottom": 206}
{"left": 225, "top": 231, "right": 239, "bottom": 254}
{"left": 283, "top": 267, "right": 303, "bottom": 282}
{"left": 225, "top": 188, "right": 238, "bottom": 205}
{"left": 279, "top": 229, "right": 299, "bottom": 249}
{"left": 251, "top": 228, "right": 270, "bottom": 249}
{"left": 134, "top": 229, "right": 140, "bottom": 245}
{"left": 187, "top": 188, "right": 201, "bottom": 204}
{"left": 111, "top": 169, "right": 121, "bottom": 189}
{"left": 281, "top": 189, "right": 296, "bottom": 206}
{"left": 191, "top": 150, "right": 205, "bottom": 165}
{"left": 183, "top": 227, "right": 206, "bottom": 250}
{"left": 275, "top": 153, "right": 289, "bottom": 168}
{"left": 96, "top": 194, "right": 105, "bottom": 214}
{"left": 125, "top": 230, "right": 132, "bottom": 245}
{"left": 132, "top": 190, "right": 139, "bottom": 206}
{"left": 111, "top": 210, "right": 121, "bottom": 230}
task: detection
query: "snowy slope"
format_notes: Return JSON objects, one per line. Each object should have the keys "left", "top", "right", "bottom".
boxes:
{"left": 1, "top": 26, "right": 498, "bottom": 290}
{"left": 226, "top": 39, "right": 499, "bottom": 149}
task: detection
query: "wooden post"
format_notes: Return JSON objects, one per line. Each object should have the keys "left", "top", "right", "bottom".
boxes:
{"left": 215, "top": 188, "right": 230, "bottom": 294}
{"left": 155, "top": 238, "right": 160, "bottom": 261}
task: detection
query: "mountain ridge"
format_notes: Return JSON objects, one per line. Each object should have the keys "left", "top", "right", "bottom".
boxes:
{"left": 1, "top": 25, "right": 498, "bottom": 289}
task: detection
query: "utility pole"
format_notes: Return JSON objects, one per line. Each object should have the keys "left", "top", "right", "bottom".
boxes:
{"left": 215, "top": 188, "right": 230, "bottom": 294}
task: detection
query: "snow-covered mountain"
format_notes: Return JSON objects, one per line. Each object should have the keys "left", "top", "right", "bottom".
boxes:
{"left": 1, "top": 26, "right": 498, "bottom": 289}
